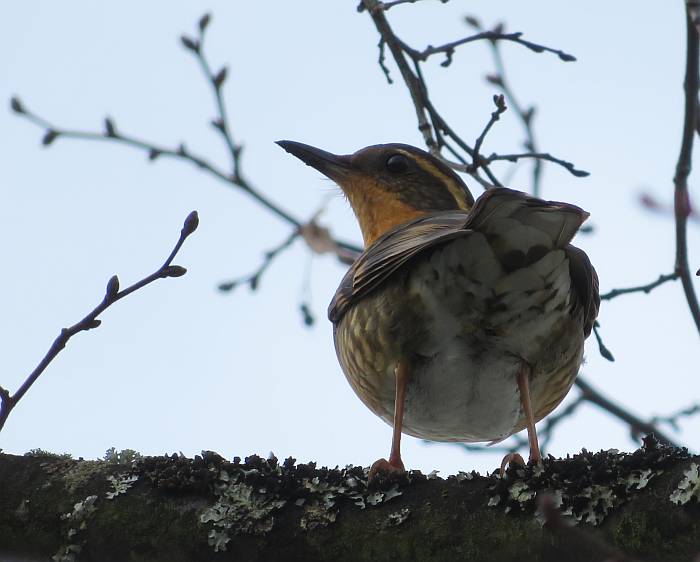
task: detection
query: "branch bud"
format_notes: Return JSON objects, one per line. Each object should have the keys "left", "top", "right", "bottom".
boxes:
{"left": 182, "top": 211, "right": 199, "bottom": 237}
{"left": 104, "top": 117, "right": 116, "bottom": 137}
{"left": 42, "top": 129, "right": 59, "bottom": 146}
{"left": 300, "top": 303, "right": 314, "bottom": 327}
{"left": 485, "top": 74, "right": 503, "bottom": 87}
{"left": 10, "top": 96, "right": 25, "bottom": 114}
{"left": 105, "top": 275, "right": 120, "bottom": 298}
{"left": 164, "top": 265, "right": 187, "bottom": 278}
{"left": 180, "top": 35, "right": 200, "bottom": 53}
{"left": 148, "top": 148, "right": 161, "bottom": 161}
{"left": 198, "top": 13, "right": 211, "bottom": 33}
{"left": 213, "top": 67, "right": 228, "bottom": 89}
{"left": 464, "top": 15, "right": 481, "bottom": 29}
{"left": 218, "top": 281, "right": 238, "bottom": 292}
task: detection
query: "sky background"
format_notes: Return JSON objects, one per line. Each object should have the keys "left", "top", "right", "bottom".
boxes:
{"left": 1, "top": 1, "right": 698, "bottom": 475}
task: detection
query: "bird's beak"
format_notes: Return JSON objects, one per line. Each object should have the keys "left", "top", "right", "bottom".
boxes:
{"left": 276, "top": 140, "right": 353, "bottom": 182}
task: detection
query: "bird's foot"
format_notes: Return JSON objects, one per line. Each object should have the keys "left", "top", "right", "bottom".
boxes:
{"left": 369, "top": 457, "right": 406, "bottom": 481}
{"left": 499, "top": 452, "right": 526, "bottom": 477}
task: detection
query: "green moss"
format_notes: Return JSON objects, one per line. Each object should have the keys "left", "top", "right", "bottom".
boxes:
{"left": 611, "top": 511, "right": 662, "bottom": 554}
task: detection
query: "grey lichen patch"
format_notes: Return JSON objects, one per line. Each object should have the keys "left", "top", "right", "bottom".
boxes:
{"left": 37, "top": 448, "right": 143, "bottom": 494}
{"left": 488, "top": 436, "right": 689, "bottom": 526}
{"left": 24, "top": 448, "right": 73, "bottom": 460}
{"left": 52, "top": 494, "right": 98, "bottom": 562}
{"left": 300, "top": 503, "right": 338, "bottom": 530}
{"left": 106, "top": 473, "right": 139, "bottom": 500}
{"left": 384, "top": 507, "right": 411, "bottom": 527}
{"left": 200, "top": 472, "right": 287, "bottom": 551}
{"left": 103, "top": 447, "right": 143, "bottom": 466}
{"left": 669, "top": 462, "right": 700, "bottom": 506}
{"left": 135, "top": 452, "right": 412, "bottom": 553}
{"left": 59, "top": 461, "right": 106, "bottom": 494}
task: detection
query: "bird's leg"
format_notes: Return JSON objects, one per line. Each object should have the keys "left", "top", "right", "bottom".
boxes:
{"left": 369, "top": 359, "right": 410, "bottom": 480}
{"left": 500, "top": 362, "right": 541, "bottom": 475}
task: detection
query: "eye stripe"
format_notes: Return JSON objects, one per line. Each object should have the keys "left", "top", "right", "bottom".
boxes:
{"left": 409, "top": 154, "right": 473, "bottom": 211}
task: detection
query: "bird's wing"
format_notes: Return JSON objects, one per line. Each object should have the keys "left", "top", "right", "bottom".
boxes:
{"left": 565, "top": 244, "right": 600, "bottom": 338}
{"left": 329, "top": 188, "right": 599, "bottom": 335}
{"left": 328, "top": 211, "right": 470, "bottom": 323}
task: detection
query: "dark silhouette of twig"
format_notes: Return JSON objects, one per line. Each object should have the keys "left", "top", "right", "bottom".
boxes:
{"left": 0, "top": 211, "right": 200, "bottom": 433}
{"left": 477, "top": 18, "right": 547, "bottom": 197}
{"left": 218, "top": 231, "right": 300, "bottom": 293}
{"left": 361, "top": 0, "right": 587, "bottom": 191}
{"left": 470, "top": 94, "right": 507, "bottom": 170}
{"left": 574, "top": 377, "right": 679, "bottom": 447}
{"left": 601, "top": 273, "right": 679, "bottom": 300}
{"left": 9, "top": 15, "right": 362, "bottom": 265}
{"left": 403, "top": 29, "right": 576, "bottom": 66}
{"left": 651, "top": 402, "right": 700, "bottom": 433}
{"left": 592, "top": 322, "right": 615, "bottom": 362}
{"left": 673, "top": 3, "right": 700, "bottom": 336}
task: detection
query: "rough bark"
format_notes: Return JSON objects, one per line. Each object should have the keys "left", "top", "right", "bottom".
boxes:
{"left": 1, "top": 439, "right": 699, "bottom": 562}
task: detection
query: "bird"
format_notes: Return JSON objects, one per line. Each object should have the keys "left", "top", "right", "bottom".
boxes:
{"left": 277, "top": 140, "right": 599, "bottom": 478}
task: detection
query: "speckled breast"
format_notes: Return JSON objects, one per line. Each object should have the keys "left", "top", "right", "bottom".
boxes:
{"left": 332, "top": 233, "right": 585, "bottom": 443}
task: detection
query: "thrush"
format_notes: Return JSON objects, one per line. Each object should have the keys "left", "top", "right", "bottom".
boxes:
{"left": 277, "top": 140, "right": 599, "bottom": 477}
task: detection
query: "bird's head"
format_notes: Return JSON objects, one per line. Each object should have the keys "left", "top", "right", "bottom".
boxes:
{"left": 277, "top": 141, "right": 474, "bottom": 247}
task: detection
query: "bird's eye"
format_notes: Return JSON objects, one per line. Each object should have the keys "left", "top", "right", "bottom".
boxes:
{"left": 386, "top": 153, "right": 409, "bottom": 173}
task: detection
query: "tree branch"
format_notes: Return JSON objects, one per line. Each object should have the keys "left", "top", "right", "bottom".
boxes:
{"left": 9, "top": 16, "right": 362, "bottom": 264}
{"left": 361, "top": 0, "right": 587, "bottom": 192}
{"left": 601, "top": 273, "right": 679, "bottom": 301}
{"left": 0, "top": 212, "right": 200, "bottom": 433}
{"left": 574, "top": 377, "right": 679, "bottom": 447}
{"left": 673, "top": 3, "right": 700, "bottom": 336}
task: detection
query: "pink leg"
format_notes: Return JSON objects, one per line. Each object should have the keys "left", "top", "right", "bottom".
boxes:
{"left": 369, "top": 360, "right": 409, "bottom": 480}
{"left": 500, "top": 362, "right": 541, "bottom": 475}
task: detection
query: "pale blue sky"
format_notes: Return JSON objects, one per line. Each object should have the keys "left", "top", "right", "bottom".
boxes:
{"left": 1, "top": 1, "right": 697, "bottom": 474}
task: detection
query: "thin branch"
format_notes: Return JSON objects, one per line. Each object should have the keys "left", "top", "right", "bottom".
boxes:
{"left": 186, "top": 14, "right": 240, "bottom": 179}
{"left": 485, "top": 34, "right": 545, "bottom": 196}
{"left": 405, "top": 30, "right": 577, "bottom": 66}
{"left": 574, "top": 377, "right": 679, "bottom": 448}
{"left": 592, "top": 322, "right": 615, "bottom": 362}
{"left": 483, "top": 151, "right": 589, "bottom": 178}
{"left": 9, "top": 17, "right": 362, "bottom": 259}
{"left": 0, "top": 211, "right": 200, "bottom": 433}
{"left": 15, "top": 101, "right": 301, "bottom": 230}
{"left": 470, "top": 94, "right": 507, "bottom": 170}
{"left": 218, "top": 231, "right": 300, "bottom": 293}
{"left": 673, "top": 3, "right": 700, "bottom": 336}
{"left": 362, "top": 0, "right": 587, "bottom": 192}
{"left": 601, "top": 273, "right": 679, "bottom": 301}
{"left": 650, "top": 402, "right": 700, "bottom": 433}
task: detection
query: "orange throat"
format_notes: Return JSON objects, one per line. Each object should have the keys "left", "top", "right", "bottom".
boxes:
{"left": 345, "top": 184, "right": 426, "bottom": 247}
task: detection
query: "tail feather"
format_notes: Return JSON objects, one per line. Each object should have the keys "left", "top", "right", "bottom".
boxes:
{"left": 466, "top": 188, "right": 588, "bottom": 250}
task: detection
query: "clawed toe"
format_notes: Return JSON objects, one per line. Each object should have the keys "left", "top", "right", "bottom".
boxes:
{"left": 499, "top": 452, "right": 526, "bottom": 477}
{"left": 369, "top": 457, "right": 406, "bottom": 481}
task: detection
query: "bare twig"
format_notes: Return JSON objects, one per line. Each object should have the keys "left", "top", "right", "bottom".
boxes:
{"left": 470, "top": 94, "right": 507, "bottom": 170}
{"left": 673, "top": 3, "right": 700, "bottom": 336}
{"left": 361, "top": 0, "right": 587, "bottom": 191}
{"left": 0, "top": 211, "right": 200, "bottom": 433}
{"left": 404, "top": 29, "right": 576, "bottom": 66}
{"left": 218, "top": 231, "right": 300, "bottom": 293}
{"left": 482, "top": 25, "right": 546, "bottom": 196}
{"left": 9, "top": 16, "right": 361, "bottom": 263}
{"left": 483, "top": 151, "right": 589, "bottom": 178}
{"left": 574, "top": 377, "right": 679, "bottom": 447}
{"left": 650, "top": 402, "right": 700, "bottom": 432}
{"left": 592, "top": 322, "right": 615, "bottom": 362}
{"left": 601, "top": 273, "right": 679, "bottom": 301}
